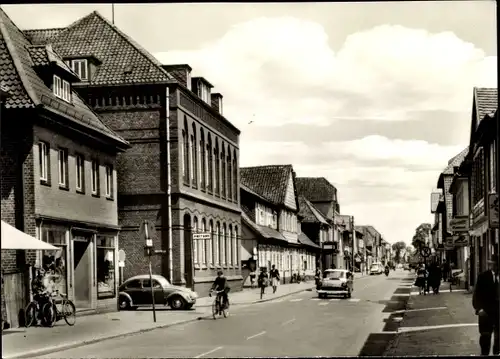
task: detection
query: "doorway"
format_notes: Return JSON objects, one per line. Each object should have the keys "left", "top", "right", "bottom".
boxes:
{"left": 73, "top": 234, "right": 93, "bottom": 309}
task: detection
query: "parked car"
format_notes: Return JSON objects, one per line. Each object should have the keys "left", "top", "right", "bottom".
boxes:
{"left": 316, "top": 269, "right": 354, "bottom": 299}
{"left": 118, "top": 274, "right": 198, "bottom": 311}
{"left": 403, "top": 263, "right": 410, "bottom": 271}
{"left": 370, "top": 263, "right": 384, "bottom": 275}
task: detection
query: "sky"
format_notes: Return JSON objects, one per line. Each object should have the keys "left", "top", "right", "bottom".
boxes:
{"left": 3, "top": 2, "right": 497, "bottom": 245}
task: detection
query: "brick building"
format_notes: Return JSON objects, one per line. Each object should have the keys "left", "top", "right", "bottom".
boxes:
{"left": 1, "top": 9, "right": 129, "bottom": 326}
{"left": 239, "top": 165, "right": 319, "bottom": 283}
{"left": 460, "top": 88, "right": 498, "bottom": 287}
{"left": 24, "top": 11, "right": 242, "bottom": 294}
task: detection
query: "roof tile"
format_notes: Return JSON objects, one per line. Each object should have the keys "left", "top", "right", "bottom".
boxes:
{"left": 296, "top": 177, "right": 337, "bottom": 202}
{"left": 240, "top": 165, "right": 294, "bottom": 207}
{"left": 475, "top": 87, "right": 497, "bottom": 122}
{"left": 28, "top": 11, "right": 171, "bottom": 86}
{"left": 24, "top": 28, "right": 64, "bottom": 45}
{"left": 298, "top": 195, "right": 328, "bottom": 224}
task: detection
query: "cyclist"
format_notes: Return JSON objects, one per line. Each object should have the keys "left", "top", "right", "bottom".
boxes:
{"left": 210, "top": 270, "right": 230, "bottom": 308}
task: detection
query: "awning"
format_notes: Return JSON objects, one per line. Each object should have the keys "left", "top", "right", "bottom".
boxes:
{"left": 1, "top": 221, "right": 59, "bottom": 250}
{"left": 298, "top": 233, "right": 320, "bottom": 249}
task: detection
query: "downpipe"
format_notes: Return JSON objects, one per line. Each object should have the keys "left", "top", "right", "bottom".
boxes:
{"left": 166, "top": 86, "right": 173, "bottom": 284}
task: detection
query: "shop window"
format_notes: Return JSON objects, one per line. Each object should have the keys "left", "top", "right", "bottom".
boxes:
{"left": 96, "top": 236, "right": 116, "bottom": 299}
{"left": 41, "top": 227, "right": 67, "bottom": 295}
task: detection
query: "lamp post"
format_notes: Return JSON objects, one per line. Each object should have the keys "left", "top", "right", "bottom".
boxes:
{"left": 351, "top": 216, "right": 355, "bottom": 272}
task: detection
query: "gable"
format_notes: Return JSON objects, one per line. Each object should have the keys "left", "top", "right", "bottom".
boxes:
{"left": 284, "top": 172, "right": 297, "bottom": 211}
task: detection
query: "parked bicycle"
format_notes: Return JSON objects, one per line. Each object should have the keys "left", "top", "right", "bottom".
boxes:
{"left": 449, "top": 270, "right": 464, "bottom": 292}
{"left": 42, "top": 289, "right": 76, "bottom": 327}
{"left": 25, "top": 292, "right": 51, "bottom": 328}
{"left": 209, "top": 289, "right": 229, "bottom": 319}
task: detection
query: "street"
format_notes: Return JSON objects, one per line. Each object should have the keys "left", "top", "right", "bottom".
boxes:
{"left": 36, "top": 271, "right": 411, "bottom": 358}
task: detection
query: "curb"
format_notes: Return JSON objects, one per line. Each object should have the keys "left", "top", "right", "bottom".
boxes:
{"left": 3, "top": 286, "right": 314, "bottom": 359}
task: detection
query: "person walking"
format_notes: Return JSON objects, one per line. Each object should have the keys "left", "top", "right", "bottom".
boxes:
{"left": 249, "top": 270, "right": 256, "bottom": 288}
{"left": 473, "top": 254, "right": 500, "bottom": 355}
{"left": 442, "top": 261, "right": 450, "bottom": 282}
{"left": 270, "top": 265, "right": 280, "bottom": 294}
{"left": 258, "top": 267, "right": 269, "bottom": 300}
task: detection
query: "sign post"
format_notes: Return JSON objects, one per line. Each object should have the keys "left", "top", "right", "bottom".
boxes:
{"left": 420, "top": 246, "right": 431, "bottom": 267}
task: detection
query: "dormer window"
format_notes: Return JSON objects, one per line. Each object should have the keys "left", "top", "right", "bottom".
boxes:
{"left": 186, "top": 71, "right": 192, "bottom": 91}
{"left": 69, "top": 59, "right": 88, "bottom": 81}
{"left": 200, "top": 83, "right": 210, "bottom": 104}
{"left": 53, "top": 75, "right": 71, "bottom": 102}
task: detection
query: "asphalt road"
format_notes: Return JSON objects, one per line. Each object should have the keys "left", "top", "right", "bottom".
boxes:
{"left": 37, "top": 270, "right": 412, "bottom": 358}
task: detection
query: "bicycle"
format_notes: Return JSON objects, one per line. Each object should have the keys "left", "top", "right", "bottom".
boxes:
{"left": 42, "top": 290, "right": 76, "bottom": 327}
{"left": 449, "top": 270, "right": 464, "bottom": 292}
{"left": 209, "top": 289, "right": 229, "bottom": 320}
{"left": 25, "top": 292, "right": 51, "bottom": 328}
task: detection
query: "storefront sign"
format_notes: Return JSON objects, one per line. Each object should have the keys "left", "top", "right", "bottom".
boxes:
{"left": 488, "top": 193, "right": 499, "bottom": 228}
{"left": 193, "top": 233, "right": 211, "bottom": 240}
{"left": 450, "top": 217, "right": 469, "bottom": 233}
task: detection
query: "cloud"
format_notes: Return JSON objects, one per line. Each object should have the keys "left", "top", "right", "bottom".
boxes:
{"left": 156, "top": 18, "right": 496, "bottom": 128}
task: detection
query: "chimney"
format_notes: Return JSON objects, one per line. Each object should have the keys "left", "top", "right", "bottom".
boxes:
{"left": 161, "top": 64, "right": 192, "bottom": 89}
{"left": 211, "top": 93, "right": 223, "bottom": 114}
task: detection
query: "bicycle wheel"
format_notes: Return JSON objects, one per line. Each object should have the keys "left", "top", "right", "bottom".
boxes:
{"left": 63, "top": 300, "right": 76, "bottom": 326}
{"left": 25, "top": 302, "right": 37, "bottom": 328}
{"left": 222, "top": 301, "right": 229, "bottom": 318}
{"left": 212, "top": 300, "right": 218, "bottom": 320}
{"left": 42, "top": 302, "right": 56, "bottom": 327}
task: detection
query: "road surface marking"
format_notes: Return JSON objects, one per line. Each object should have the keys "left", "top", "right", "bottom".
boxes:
{"left": 349, "top": 298, "right": 361, "bottom": 302}
{"left": 329, "top": 298, "right": 340, "bottom": 301}
{"left": 194, "top": 346, "right": 223, "bottom": 358}
{"left": 319, "top": 302, "right": 329, "bottom": 306}
{"left": 394, "top": 293, "right": 412, "bottom": 297}
{"left": 449, "top": 289, "right": 466, "bottom": 293}
{"left": 311, "top": 298, "right": 321, "bottom": 301}
{"left": 398, "top": 323, "right": 477, "bottom": 333}
{"left": 290, "top": 298, "right": 303, "bottom": 302}
{"left": 391, "top": 306, "right": 447, "bottom": 315}
{"left": 247, "top": 331, "right": 267, "bottom": 340}
{"left": 281, "top": 318, "right": 296, "bottom": 326}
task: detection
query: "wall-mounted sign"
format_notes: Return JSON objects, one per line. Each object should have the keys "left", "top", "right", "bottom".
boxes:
{"left": 488, "top": 193, "right": 499, "bottom": 228}
{"left": 193, "top": 233, "right": 211, "bottom": 240}
{"left": 450, "top": 216, "right": 469, "bottom": 233}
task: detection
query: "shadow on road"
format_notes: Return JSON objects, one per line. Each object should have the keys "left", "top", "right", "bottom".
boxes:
{"left": 358, "top": 279, "right": 413, "bottom": 356}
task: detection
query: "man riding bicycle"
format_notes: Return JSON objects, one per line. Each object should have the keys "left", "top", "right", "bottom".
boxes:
{"left": 210, "top": 270, "right": 230, "bottom": 308}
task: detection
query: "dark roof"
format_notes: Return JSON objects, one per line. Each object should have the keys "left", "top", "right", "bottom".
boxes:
{"left": 25, "top": 11, "right": 172, "bottom": 86}
{"left": 240, "top": 165, "right": 298, "bottom": 209}
{"left": 240, "top": 183, "right": 271, "bottom": 206}
{"left": 24, "top": 28, "right": 64, "bottom": 45}
{"left": 0, "top": 8, "right": 128, "bottom": 147}
{"left": 475, "top": 87, "right": 497, "bottom": 123}
{"left": 298, "top": 233, "right": 320, "bottom": 249}
{"left": 296, "top": 177, "right": 336, "bottom": 202}
{"left": 241, "top": 211, "right": 286, "bottom": 242}
{"left": 437, "top": 147, "right": 469, "bottom": 188}
{"left": 298, "top": 196, "right": 328, "bottom": 225}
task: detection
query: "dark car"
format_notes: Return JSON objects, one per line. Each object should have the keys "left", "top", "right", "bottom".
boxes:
{"left": 118, "top": 274, "right": 198, "bottom": 311}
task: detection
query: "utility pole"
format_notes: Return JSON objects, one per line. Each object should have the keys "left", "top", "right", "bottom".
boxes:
{"left": 351, "top": 216, "right": 355, "bottom": 272}
{"left": 111, "top": 4, "right": 115, "bottom": 24}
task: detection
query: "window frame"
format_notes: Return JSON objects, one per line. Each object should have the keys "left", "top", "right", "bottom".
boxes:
{"left": 96, "top": 235, "right": 116, "bottom": 299}
{"left": 91, "top": 159, "right": 100, "bottom": 196}
{"left": 39, "top": 141, "right": 50, "bottom": 183}
{"left": 71, "top": 59, "right": 88, "bottom": 81}
{"left": 53, "top": 75, "right": 71, "bottom": 102}
{"left": 75, "top": 154, "right": 85, "bottom": 193}
{"left": 105, "top": 164, "right": 114, "bottom": 199}
{"left": 57, "top": 148, "right": 69, "bottom": 189}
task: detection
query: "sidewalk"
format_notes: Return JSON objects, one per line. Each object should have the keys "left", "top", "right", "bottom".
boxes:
{"left": 385, "top": 283, "right": 479, "bottom": 356}
{"left": 2, "top": 281, "right": 314, "bottom": 359}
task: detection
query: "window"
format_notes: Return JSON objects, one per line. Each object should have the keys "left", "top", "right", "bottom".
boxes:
{"left": 125, "top": 280, "right": 141, "bottom": 289}
{"left": 208, "top": 220, "right": 213, "bottom": 265}
{"left": 221, "top": 224, "right": 226, "bottom": 266}
{"left": 105, "top": 164, "right": 113, "bottom": 198}
{"left": 228, "top": 225, "right": 233, "bottom": 266}
{"left": 193, "top": 217, "right": 199, "bottom": 265}
{"left": 142, "top": 279, "right": 162, "bottom": 289}
{"left": 58, "top": 148, "right": 68, "bottom": 188}
{"left": 233, "top": 227, "right": 238, "bottom": 266}
{"left": 41, "top": 227, "right": 67, "bottom": 294}
{"left": 490, "top": 141, "right": 497, "bottom": 191}
{"left": 472, "top": 149, "right": 485, "bottom": 205}
{"left": 218, "top": 97, "right": 223, "bottom": 115}
{"left": 186, "top": 71, "right": 192, "bottom": 91}
{"left": 91, "top": 160, "right": 99, "bottom": 195}
{"left": 200, "top": 84, "right": 210, "bottom": 103}
{"left": 214, "top": 140, "right": 220, "bottom": 195}
{"left": 191, "top": 124, "right": 197, "bottom": 188}
{"left": 96, "top": 236, "right": 116, "bottom": 298}
{"left": 189, "top": 134, "right": 195, "bottom": 185}
{"left": 53, "top": 75, "right": 71, "bottom": 102}
{"left": 221, "top": 145, "right": 226, "bottom": 198}
{"left": 71, "top": 59, "right": 88, "bottom": 81}
{"left": 39, "top": 141, "right": 49, "bottom": 182}
{"left": 233, "top": 151, "right": 238, "bottom": 202}
{"left": 76, "top": 154, "right": 84, "bottom": 192}
{"left": 182, "top": 129, "right": 188, "bottom": 184}
{"left": 201, "top": 219, "right": 206, "bottom": 265}
{"left": 228, "top": 151, "right": 232, "bottom": 201}
{"left": 200, "top": 129, "right": 205, "bottom": 189}
{"left": 207, "top": 136, "right": 213, "bottom": 192}
{"left": 214, "top": 222, "right": 220, "bottom": 265}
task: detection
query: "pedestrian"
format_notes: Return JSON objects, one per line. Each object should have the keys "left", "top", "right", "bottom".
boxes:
{"left": 270, "top": 265, "right": 280, "bottom": 294}
{"left": 442, "top": 261, "right": 450, "bottom": 282}
{"left": 258, "top": 267, "right": 269, "bottom": 300}
{"left": 249, "top": 270, "right": 256, "bottom": 288}
{"left": 415, "top": 263, "right": 428, "bottom": 295}
{"left": 473, "top": 254, "right": 500, "bottom": 355}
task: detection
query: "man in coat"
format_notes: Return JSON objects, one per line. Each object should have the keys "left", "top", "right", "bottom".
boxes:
{"left": 473, "top": 254, "right": 500, "bottom": 355}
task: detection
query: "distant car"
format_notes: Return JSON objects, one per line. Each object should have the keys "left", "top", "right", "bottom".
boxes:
{"left": 316, "top": 269, "right": 354, "bottom": 299}
{"left": 118, "top": 274, "right": 198, "bottom": 311}
{"left": 370, "top": 263, "right": 384, "bottom": 275}
{"left": 403, "top": 264, "right": 410, "bottom": 271}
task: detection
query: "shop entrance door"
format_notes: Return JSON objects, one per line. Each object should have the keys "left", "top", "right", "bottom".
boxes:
{"left": 73, "top": 234, "right": 93, "bottom": 309}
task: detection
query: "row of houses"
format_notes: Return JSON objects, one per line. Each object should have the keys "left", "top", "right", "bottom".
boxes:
{"left": 0, "top": 8, "right": 388, "bottom": 328}
{"left": 429, "top": 87, "right": 498, "bottom": 289}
